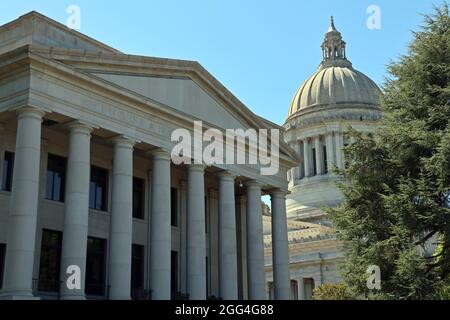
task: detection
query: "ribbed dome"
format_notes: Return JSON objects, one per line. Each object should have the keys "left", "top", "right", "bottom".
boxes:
{"left": 287, "top": 17, "right": 381, "bottom": 118}
{"left": 287, "top": 65, "right": 381, "bottom": 116}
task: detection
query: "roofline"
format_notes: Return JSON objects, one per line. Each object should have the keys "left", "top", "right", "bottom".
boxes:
{"left": 0, "top": 11, "right": 121, "bottom": 54}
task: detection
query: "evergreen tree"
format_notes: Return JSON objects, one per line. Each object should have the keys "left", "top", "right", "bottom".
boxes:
{"left": 329, "top": 2, "right": 450, "bottom": 299}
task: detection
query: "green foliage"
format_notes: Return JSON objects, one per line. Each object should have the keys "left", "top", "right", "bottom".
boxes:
{"left": 311, "top": 283, "right": 356, "bottom": 300}
{"left": 328, "top": 2, "right": 450, "bottom": 300}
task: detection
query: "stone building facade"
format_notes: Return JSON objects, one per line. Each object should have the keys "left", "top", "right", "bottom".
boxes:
{"left": 0, "top": 12, "right": 299, "bottom": 300}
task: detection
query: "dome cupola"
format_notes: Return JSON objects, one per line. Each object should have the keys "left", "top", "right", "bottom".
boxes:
{"left": 287, "top": 17, "right": 381, "bottom": 119}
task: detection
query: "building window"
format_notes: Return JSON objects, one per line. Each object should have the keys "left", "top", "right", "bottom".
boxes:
{"left": 133, "top": 178, "right": 145, "bottom": 219}
{"left": 45, "top": 154, "right": 67, "bottom": 202}
{"left": 312, "top": 148, "right": 317, "bottom": 176}
{"left": 2, "top": 151, "right": 14, "bottom": 192}
{"left": 171, "top": 188, "right": 178, "bottom": 226}
{"left": 291, "top": 280, "right": 299, "bottom": 300}
{"left": 323, "top": 145, "right": 328, "bottom": 174}
{"left": 131, "top": 244, "right": 144, "bottom": 299}
{"left": 85, "top": 237, "right": 106, "bottom": 296}
{"left": 38, "top": 229, "right": 62, "bottom": 292}
{"left": 89, "top": 166, "right": 108, "bottom": 211}
{"left": 0, "top": 243, "right": 6, "bottom": 289}
{"left": 171, "top": 251, "right": 178, "bottom": 297}
{"left": 303, "top": 278, "right": 315, "bottom": 300}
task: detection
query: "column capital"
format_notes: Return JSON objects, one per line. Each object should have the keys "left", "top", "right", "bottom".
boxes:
{"left": 244, "top": 179, "right": 263, "bottom": 189}
{"left": 187, "top": 163, "right": 206, "bottom": 172}
{"left": 16, "top": 106, "right": 45, "bottom": 120}
{"left": 110, "top": 135, "right": 137, "bottom": 149}
{"left": 148, "top": 148, "right": 171, "bottom": 162}
{"left": 217, "top": 170, "right": 236, "bottom": 181}
{"left": 269, "top": 189, "right": 288, "bottom": 199}
{"left": 66, "top": 121, "right": 94, "bottom": 135}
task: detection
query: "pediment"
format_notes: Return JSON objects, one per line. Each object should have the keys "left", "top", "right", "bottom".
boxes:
{"left": 89, "top": 71, "right": 249, "bottom": 130}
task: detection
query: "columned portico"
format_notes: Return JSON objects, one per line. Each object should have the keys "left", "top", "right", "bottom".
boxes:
{"left": 0, "top": 11, "right": 298, "bottom": 301}
{"left": 59, "top": 122, "right": 93, "bottom": 300}
{"left": 270, "top": 190, "right": 290, "bottom": 300}
{"left": 1, "top": 107, "right": 45, "bottom": 299}
{"left": 218, "top": 172, "right": 238, "bottom": 300}
{"left": 187, "top": 164, "right": 206, "bottom": 300}
{"left": 149, "top": 150, "right": 172, "bottom": 300}
{"left": 108, "top": 137, "right": 135, "bottom": 300}
{"left": 245, "top": 180, "right": 265, "bottom": 300}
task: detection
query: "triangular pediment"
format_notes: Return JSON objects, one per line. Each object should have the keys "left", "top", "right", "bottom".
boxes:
{"left": 89, "top": 71, "right": 249, "bottom": 130}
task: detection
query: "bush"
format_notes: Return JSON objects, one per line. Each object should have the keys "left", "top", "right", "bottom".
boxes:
{"left": 311, "top": 283, "right": 356, "bottom": 300}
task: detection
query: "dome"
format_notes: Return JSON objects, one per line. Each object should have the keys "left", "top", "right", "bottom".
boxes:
{"left": 287, "top": 17, "right": 381, "bottom": 118}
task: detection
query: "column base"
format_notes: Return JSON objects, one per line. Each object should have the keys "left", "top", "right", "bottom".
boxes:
{"left": 0, "top": 291, "right": 41, "bottom": 300}
{"left": 108, "top": 295, "right": 132, "bottom": 300}
{"left": 59, "top": 294, "right": 87, "bottom": 300}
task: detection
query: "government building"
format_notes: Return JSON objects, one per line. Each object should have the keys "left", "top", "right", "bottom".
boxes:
{"left": 264, "top": 17, "right": 382, "bottom": 299}
{"left": 0, "top": 12, "right": 299, "bottom": 300}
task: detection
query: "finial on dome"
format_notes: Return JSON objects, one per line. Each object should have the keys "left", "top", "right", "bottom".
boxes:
{"left": 321, "top": 16, "right": 350, "bottom": 66}
{"left": 329, "top": 16, "right": 337, "bottom": 32}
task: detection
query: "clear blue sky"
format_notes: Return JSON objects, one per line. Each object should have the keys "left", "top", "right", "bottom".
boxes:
{"left": 0, "top": 0, "right": 438, "bottom": 125}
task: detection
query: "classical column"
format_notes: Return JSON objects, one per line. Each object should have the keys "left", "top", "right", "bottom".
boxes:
{"left": 108, "top": 137, "right": 135, "bottom": 300}
{"left": 270, "top": 190, "right": 290, "bottom": 300}
{"left": 288, "top": 141, "right": 298, "bottom": 186}
{"left": 0, "top": 123, "right": 5, "bottom": 188}
{"left": 218, "top": 171, "right": 238, "bottom": 300}
{"left": 245, "top": 180, "right": 266, "bottom": 300}
{"left": 59, "top": 122, "right": 92, "bottom": 300}
{"left": 286, "top": 143, "right": 292, "bottom": 184}
{"left": 187, "top": 164, "right": 206, "bottom": 300}
{"left": 149, "top": 150, "right": 172, "bottom": 300}
{"left": 314, "top": 136, "right": 324, "bottom": 175}
{"left": 293, "top": 140, "right": 301, "bottom": 182}
{"left": 297, "top": 140, "right": 304, "bottom": 179}
{"left": 325, "top": 132, "right": 335, "bottom": 172}
{"left": 298, "top": 278, "right": 305, "bottom": 300}
{"left": 335, "top": 131, "right": 344, "bottom": 169}
{"left": 1, "top": 107, "right": 44, "bottom": 299}
{"left": 303, "top": 138, "right": 311, "bottom": 177}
